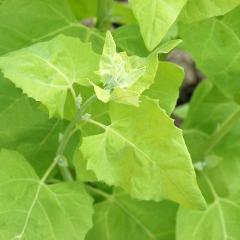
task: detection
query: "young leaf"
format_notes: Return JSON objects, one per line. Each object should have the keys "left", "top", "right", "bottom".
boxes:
{"left": 144, "top": 61, "right": 184, "bottom": 115}
{"left": 86, "top": 188, "right": 178, "bottom": 240}
{"left": 99, "top": 31, "right": 145, "bottom": 89}
{"left": 0, "top": 35, "right": 100, "bottom": 118}
{"left": 180, "top": 0, "right": 240, "bottom": 23}
{"left": 129, "top": 0, "right": 187, "bottom": 51}
{"left": 0, "top": 149, "right": 93, "bottom": 240}
{"left": 94, "top": 31, "right": 158, "bottom": 106}
{"left": 80, "top": 96, "right": 206, "bottom": 210}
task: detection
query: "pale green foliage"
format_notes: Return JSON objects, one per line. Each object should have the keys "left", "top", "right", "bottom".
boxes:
{"left": 1, "top": 0, "right": 239, "bottom": 238}
{"left": 180, "top": 0, "right": 240, "bottom": 23}
{"left": 100, "top": 32, "right": 145, "bottom": 90}
{"left": 0, "top": 149, "right": 93, "bottom": 240}
{"left": 0, "top": 35, "right": 99, "bottom": 118}
{"left": 129, "top": 0, "right": 187, "bottom": 50}
{"left": 94, "top": 31, "right": 158, "bottom": 105}
{"left": 144, "top": 61, "right": 184, "bottom": 115}
{"left": 80, "top": 96, "right": 206, "bottom": 209}
{"left": 86, "top": 189, "right": 178, "bottom": 240}
{"left": 175, "top": 9, "right": 240, "bottom": 238}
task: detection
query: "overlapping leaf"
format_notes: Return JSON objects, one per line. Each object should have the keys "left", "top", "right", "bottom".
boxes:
{"left": 93, "top": 31, "right": 158, "bottom": 106}
{"left": 0, "top": 0, "right": 105, "bottom": 55}
{"left": 129, "top": 0, "right": 187, "bottom": 51}
{"left": 144, "top": 61, "right": 184, "bottom": 115}
{"left": 177, "top": 153, "right": 240, "bottom": 240}
{"left": 0, "top": 76, "right": 66, "bottom": 176}
{"left": 180, "top": 0, "right": 240, "bottom": 23}
{"left": 0, "top": 35, "right": 100, "bottom": 118}
{"left": 86, "top": 188, "right": 177, "bottom": 240}
{"left": 80, "top": 96, "right": 206, "bottom": 209}
{"left": 0, "top": 149, "right": 93, "bottom": 240}
{"left": 179, "top": 9, "right": 240, "bottom": 101}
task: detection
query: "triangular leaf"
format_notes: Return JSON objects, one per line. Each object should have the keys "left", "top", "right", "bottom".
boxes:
{"left": 80, "top": 96, "right": 206, "bottom": 209}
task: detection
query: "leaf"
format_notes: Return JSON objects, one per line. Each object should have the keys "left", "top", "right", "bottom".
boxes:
{"left": 86, "top": 188, "right": 178, "bottom": 240}
{"left": 0, "top": 76, "right": 66, "bottom": 176}
{"left": 144, "top": 61, "right": 184, "bottom": 114}
{"left": 113, "top": 24, "right": 149, "bottom": 57}
{"left": 0, "top": 35, "right": 100, "bottom": 118}
{"left": 113, "top": 24, "right": 182, "bottom": 57}
{"left": 0, "top": 149, "right": 93, "bottom": 240}
{"left": 95, "top": 31, "right": 158, "bottom": 106}
{"left": 177, "top": 155, "right": 240, "bottom": 240}
{"left": 179, "top": 10, "right": 240, "bottom": 101}
{"left": 129, "top": 0, "right": 187, "bottom": 51}
{"left": 80, "top": 96, "right": 206, "bottom": 209}
{"left": 180, "top": 0, "right": 240, "bottom": 23}
{"left": 0, "top": 0, "right": 105, "bottom": 56}
{"left": 99, "top": 31, "right": 145, "bottom": 89}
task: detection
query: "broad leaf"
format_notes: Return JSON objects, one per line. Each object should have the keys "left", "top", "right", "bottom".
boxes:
{"left": 80, "top": 96, "right": 206, "bottom": 209}
{"left": 86, "top": 188, "right": 178, "bottom": 240}
{"left": 180, "top": 0, "right": 240, "bottom": 23}
{"left": 0, "top": 76, "right": 66, "bottom": 176}
{"left": 182, "top": 81, "right": 240, "bottom": 163}
{"left": 129, "top": 0, "right": 187, "bottom": 51}
{"left": 179, "top": 9, "right": 240, "bottom": 101}
{"left": 177, "top": 155, "right": 240, "bottom": 240}
{"left": 0, "top": 0, "right": 105, "bottom": 55}
{"left": 0, "top": 149, "right": 93, "bottom": 240}
{"left": 144, "top": 61, "right": 184, "bottom": 114}
{"left": 0, "top": 35, "right": 100, "bottom": 118}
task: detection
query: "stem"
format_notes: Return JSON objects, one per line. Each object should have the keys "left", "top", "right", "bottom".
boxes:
{"left": 55, "top": 95, "right": 97, "bottom": 181}
{"left": 85, "top": 185, "right": 111, "bottom": 199}
{"left": 96, "top": 0, "right": 113, "bottom": 31}
{"left": 204, "top": 107, "right": 240, "bottom": 156}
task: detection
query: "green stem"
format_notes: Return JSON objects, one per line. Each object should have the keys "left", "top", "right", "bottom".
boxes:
{"left": 96, "top": 0, "right": 113, "bottom": 31}
{"left": 204, "top": 107, "right": 240, "bottom": 156}
{"left": 85, "top": 185, "right": 111, "bottom": 199}
{"left": 55, "top": 95, "right": 97, "bottom": 181}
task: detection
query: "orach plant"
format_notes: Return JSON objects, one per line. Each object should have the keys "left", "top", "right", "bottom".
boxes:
{"left": 0, "top": 0, "right": 240, "bottom": 239}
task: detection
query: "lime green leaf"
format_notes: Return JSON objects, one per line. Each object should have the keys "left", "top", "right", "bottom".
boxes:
{"left": 67, "top": 0, "right": 98, "bottom": 20}
{"left": 179, "top": 12, "right": 240, "bottom": 100}
{"left": 177, "top": 156, "right": 240, "bottom": 240}
{"left": 144, "top": 61, "right": 184, "bottom": 114}
{"left": 0, "top": 76, "right": 66, "bottom": 176}
{"left": 95, "top": 31, "right": 158, "bottom": 106}
{"left": 180, "top": 0, "right": 240, "bottom": 23}
{"left": 0, "top": 35, "right": 100, "bottom": 118}
{"left": 129, "top": 0, "right": 187, "bottom": 51}
{"left": 112, "top": 1, "right": 136, "bottom": 25}
{"left": 174, "top": 104, "right": 189, "bottom": 120}
{"left": 0, "top": 149, "right": 93, "bottom": 240}
{"left": 99, "top": 31, "right": 145, "bottom": 89}
{"left": 113, "top": 24, "right": 149, "bottom": 56}
{"left": 86, "top": 188, "right": 177, "bottom": 240}
{"left": 113, "top": 24, "right": 182, "bottom": 57}
{"left": 80, "top": 96, "right": 206, "bottom": 209}
{"left": 155, "top": 39, "right": 182, "bottom": 54}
